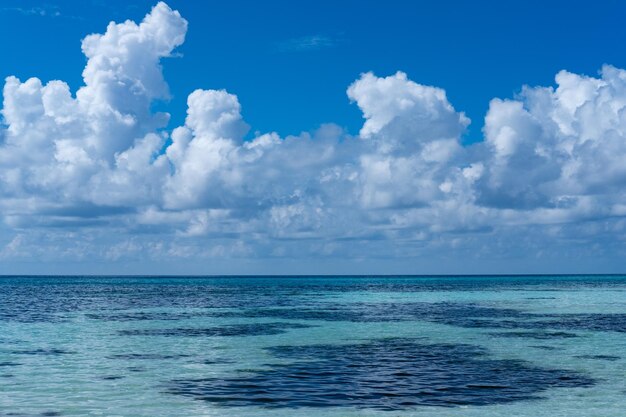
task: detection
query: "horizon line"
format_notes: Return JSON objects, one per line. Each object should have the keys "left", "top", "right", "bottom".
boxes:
{"left": 1, "top": 273, "right": 625, "bottom": 278}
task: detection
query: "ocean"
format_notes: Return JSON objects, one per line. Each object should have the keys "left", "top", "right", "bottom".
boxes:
{"left": 1, "top": 275, "right": 625, "bottom": 416}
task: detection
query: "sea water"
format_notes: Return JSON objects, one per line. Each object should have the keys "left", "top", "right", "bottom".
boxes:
{"left": 1, "top": 275, "right": 625, "bottom": 416}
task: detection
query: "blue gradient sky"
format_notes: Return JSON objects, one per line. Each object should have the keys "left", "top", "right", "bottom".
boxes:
{"left": 3, "top": 0, "right": 626, "bottom": 140}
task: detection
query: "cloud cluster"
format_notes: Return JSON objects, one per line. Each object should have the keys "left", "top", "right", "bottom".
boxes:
{"left": 477, "top": 65, "right": 626, "bottom": 227}
{"left": 1, "top": 2, "right": 626, "bottom": 270}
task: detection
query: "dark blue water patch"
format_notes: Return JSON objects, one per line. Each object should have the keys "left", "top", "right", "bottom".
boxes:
{"left": 440, "top": 313, "right": 626, "bottom": 333}
{"left": 210, "top": 302, "right": 532, "bottom": 332}
{"left": 544, "top": 314, "right": 626, "bottom": 333}
{"left": 217, "top": 302, "right": 534, "bottom": 323}
{"left": 529, "top": 345, "right": 561, "bottom": 351}
{"left": 4, "top": 275, "right": 625, "bottom": 323}
{"left": 0, "top": 374, "right": 14, "bottom": 378}
{"left": 218, "top": 302, "right": 626, "bottom": 334}
{"left": 0, "top": 279, "right": 322, "bottom": 323}
{"left": 4, "top": 275, "right": 626, "bottom": 327}
{"left": 0, "top": 361, "right": 21, "bottom": 367}
{"left": 0, "top": 413, "right": 61, "bottom": 417}
{"left": 11, "top": 349, "right": 75, "bottom": 356}
{"left": 100, "top": 375, "right": 125, "bottom": 380}
{"left": 106, "top": 353, "right": 192, "bottom": 360}
{"left": 118, "top": 322, "right": 312, "bottom": 337}
{"left": 525, "top": 297, "right": 557, "bottom": 300}
{"left": 489, "top": 331, "right": 580, "bottom": 339}
{"left": 471, "top": 313, "right": 626, "bottom": 333}
{"left": 86, "top": 312, "right": 180, "bottom": 321}
{"left": 574, "top": 355, "right": 621, "bottom": 361}
{"left": 127, "top": 366, "right": 147, "bottom": 372}
{"left": 166, "top": 338, "right": 594, "bottom": 410}
{"left": 85, "top": 311, "right": 218, "bottom": 322}
{"left": 199, "top": 358, "right": 236, "bottom": 365}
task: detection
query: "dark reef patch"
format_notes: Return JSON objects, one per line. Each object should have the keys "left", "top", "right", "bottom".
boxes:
{"left": 544, "top": 314, "right": 626, "bottom": 333}
{"left": 100, "top": 375, "right": 125, "bottom": 380}
{"left": 0, "top": 278, "right": 318, "bottom": 323}
{"left": 166, "top": 338, "right": 594, "bottom": 410}
{"left": 213, "top": 302, "right": 534, "bottom": 324}
{"left": 85, "top": 311, "right": 218, "bottom": 322}
{"left": 529, "top": 345, "right": 561, "bottom": 351}
{"left": 86, "top": 312, "right": 181, "bottom": 321}
{"left": 3, "top": 277, "right": 626, "bottom": 336}
{"left": 574, "top": 355, "right": 620, "bottom": 361}
{"left": 213, "top": 303, "right": 626, "bottom": 334}
{"left": 118, "top": 322, "right": 312, "bottom": 337}
{"left": 11, "top": 349, "right": 75, "bottom": 356}
{"left": 199, "top": 358, "right": 236, "bottom": 365}
{"left": 489, "top": 331, "right": 580, "bottom": 340}
{"left": 106, "top": 353, "right": 191, "bottom": 360}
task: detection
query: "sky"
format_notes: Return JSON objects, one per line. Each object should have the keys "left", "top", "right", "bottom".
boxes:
{"left": 1, "top": 0, "right": 626, "bottom": 274}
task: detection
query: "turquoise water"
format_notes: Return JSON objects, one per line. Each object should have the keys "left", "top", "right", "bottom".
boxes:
{"left": 1, "top": 275, "right": 625, "bottom": 416}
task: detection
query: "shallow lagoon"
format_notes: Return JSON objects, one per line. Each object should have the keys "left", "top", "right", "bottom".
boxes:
{"left": 1, "top": 275, "right": 625, "bottom": 416}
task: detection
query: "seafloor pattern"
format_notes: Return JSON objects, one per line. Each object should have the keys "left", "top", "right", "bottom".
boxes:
{"left": 167, "top": 338, "right": 593, "bottom": 409}
{"left": 1, "top": 276, "right": 626, "bottom": 417}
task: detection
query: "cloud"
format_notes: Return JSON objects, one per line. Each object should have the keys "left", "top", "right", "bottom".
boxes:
{"left": 1, "top": 5, "right": 84, "bottom": 20}
{"left": 2, "top": 6, "right": 61, "bottom": 18}
{"left": 1, "top": 2, "right": 626, "bottom": 271}
{"left": 477, "top": 65, "right": 626, "bottom": 220}
{"left": 0, "top": 2, "right": 186, "bottom": 221}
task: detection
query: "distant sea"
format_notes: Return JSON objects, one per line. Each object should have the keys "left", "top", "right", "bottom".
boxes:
{"left": 1, "top": 275, "right": 625, "bottom": 416}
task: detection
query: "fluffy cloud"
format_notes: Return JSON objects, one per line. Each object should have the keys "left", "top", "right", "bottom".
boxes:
{"left": 478, "top": 65, "right": 626, "bottom": 222}
{"left": 0, "top": 2, "right": 186, "bottom": 225}
{"left": 1, "top": 2, "right": 626, "bottom": 270}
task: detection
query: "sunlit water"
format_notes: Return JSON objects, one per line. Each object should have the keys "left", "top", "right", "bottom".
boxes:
{"left": 1, "top": 275, "right": 625, "bottom": 416}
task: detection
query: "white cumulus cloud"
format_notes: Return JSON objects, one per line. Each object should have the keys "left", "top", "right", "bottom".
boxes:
{"left": 1, "top": 2, "right": 626, "bottom": 272}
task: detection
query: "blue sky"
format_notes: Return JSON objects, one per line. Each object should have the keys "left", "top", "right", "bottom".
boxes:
{"left": 1, "top": 1, "right": 626, "bottom": 274}
{"left": 4, "top": 0, "right": 626, "bottom": 140}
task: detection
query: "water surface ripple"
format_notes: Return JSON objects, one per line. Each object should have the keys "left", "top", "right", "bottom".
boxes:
{"left": 1, "top": 275, "right": 625, "bottom": 416}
